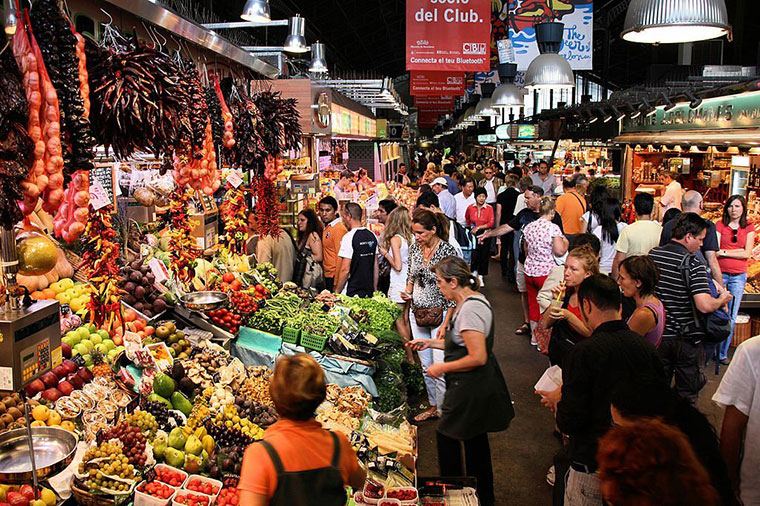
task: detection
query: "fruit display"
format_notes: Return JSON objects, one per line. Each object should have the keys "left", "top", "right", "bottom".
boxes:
{"left": 252, "top": 262, "right": 280, "bottom": 295}
{"left": 233, "top": 395, "right": 278, "bottom": 428}
{"left": 206, "top": 307, "right": 243, "bottom": 335}
{"left": 154, "top": 465, "right": 187, "bottom": 488}
{"left": 61, "top": 323, "right": 123, "bottom": 367}
{"left": 185, "top": 477, "right": 219, "bottom": 496}
{"left": 216, "top": 487, "right": 240, "bottom": 506}
{"left": 102, "top": 421, "right": 149, "bottom": 466}
{"left": 174, "top": 491, "right": 210, "bottom": 506}
{"left": 147, "top": 321, "right": 191, "bottom": 360}
{"left": 76, "top": 440, "right": 137, "bottom": 493}
{"left": 136, "top": 480, "right": 175, "bottom": 500}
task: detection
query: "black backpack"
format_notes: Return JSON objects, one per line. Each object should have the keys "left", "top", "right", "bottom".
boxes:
{"left": 448, "top": 217, "right": 477, "bottom": 251}
{"left": 678, "top": 254, "right": 731, "bottom": 345}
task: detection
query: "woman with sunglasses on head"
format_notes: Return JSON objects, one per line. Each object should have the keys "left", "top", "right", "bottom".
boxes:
{"left": 715, "top": 195, "right": 756, "bottom": 365}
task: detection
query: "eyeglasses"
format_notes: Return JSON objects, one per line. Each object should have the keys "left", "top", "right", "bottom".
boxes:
{"left": 732, "top": 228, "right": 738, "bottom": 243}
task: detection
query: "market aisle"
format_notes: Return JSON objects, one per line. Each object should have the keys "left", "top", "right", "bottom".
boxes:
{"left": 413, "top": 268, "right": 730, "bottom": 506}
{"left": 415, "top": 271, "right": 559, "bottom": 506}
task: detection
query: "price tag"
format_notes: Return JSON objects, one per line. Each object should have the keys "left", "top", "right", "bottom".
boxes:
{"left": 90, "top": 180, "right": 111, "bottom": 210}
{"left": 148, "top": 257, "right": 170, "bottom": 284}
{"left": 227, "top": 170, "right": 244, "bottom": 188}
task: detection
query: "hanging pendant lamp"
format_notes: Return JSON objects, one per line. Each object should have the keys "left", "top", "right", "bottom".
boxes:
{"left": 309, "top": 42, "right": 328, "bottom": 73}
{"left": 525, "top": 22, "right": 574, "bottom": 90}
{"left": 475, "top": 83, "right": 500, "bottom": 118}
{"left": 622, "top": 0, "right": 731, "bottom": 44}
{"left": 284, "top": 15, "right": 309, "bottom": 53}
{"left": 241, "top": 0, "right": 271, "bottom": 23}
{"left": 492, "top": 63, "right": 525, "bottom": 109}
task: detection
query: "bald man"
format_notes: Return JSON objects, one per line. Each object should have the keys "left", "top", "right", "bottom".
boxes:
{"left": 659, "top": 190, "right": 723, "bottom": 288}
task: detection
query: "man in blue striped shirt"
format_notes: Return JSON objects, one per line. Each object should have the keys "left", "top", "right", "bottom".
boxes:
{"left": 649, "top": 213, "right": 733, "bottom": 402}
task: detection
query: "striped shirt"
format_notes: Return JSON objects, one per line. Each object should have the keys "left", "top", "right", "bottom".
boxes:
{"left": 649, "top": 242, "right": 711, "bottom": 341}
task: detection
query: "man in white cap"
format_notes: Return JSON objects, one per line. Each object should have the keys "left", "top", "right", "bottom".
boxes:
{"left": 432, "top": 177, "right": 457, "bottom": 220}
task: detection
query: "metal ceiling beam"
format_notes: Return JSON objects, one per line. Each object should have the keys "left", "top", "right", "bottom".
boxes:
{"left": 103, "top": 0, "right": 280, "bottom": 78}
{"left": 202, "top": 20, "right": 289, "bottom": 29}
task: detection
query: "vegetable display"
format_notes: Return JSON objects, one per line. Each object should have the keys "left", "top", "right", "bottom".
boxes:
{"left": 219, "top": 188, "right": 248, "bottom": 256}
{"left": 0, "top": 41, "right": 33, "bottom": 229}
{"left": 166, "top": 188, "right": 200, "bottom": 284}
{"left": 29, "top": 0, "right": 95, "bottom": 179}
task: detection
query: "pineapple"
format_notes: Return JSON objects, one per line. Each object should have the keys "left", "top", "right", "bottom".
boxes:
{"left": 91, "top": 349, "right": 112, "bottom": 378}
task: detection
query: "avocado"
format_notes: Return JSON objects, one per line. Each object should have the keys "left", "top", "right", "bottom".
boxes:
{"left": 147, "top": 393, "right": 172, "bottom": 409}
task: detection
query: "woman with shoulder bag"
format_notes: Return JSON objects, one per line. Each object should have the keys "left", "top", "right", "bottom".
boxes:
{"left": 407, "top": 257, "right": 514, "bottom": 506}
{"left": 294, "top": 210, "right": 324, "bottom": 290}
{"left": 378, "top": 206, "right": 413, "bottom": 344}
{"left": 402, "top": 208, "right": 458, "bottom": 422}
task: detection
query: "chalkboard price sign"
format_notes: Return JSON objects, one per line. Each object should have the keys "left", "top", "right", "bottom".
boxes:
{"left": 89, "top": 164, "right": 117, "bottom": 213}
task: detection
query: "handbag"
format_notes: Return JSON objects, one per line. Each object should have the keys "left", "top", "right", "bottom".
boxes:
{"left": 413, "top": 306, "right": 444, "bottom": 328}
{"left": 301, "top": 253, "right": 324, "bottom": 290}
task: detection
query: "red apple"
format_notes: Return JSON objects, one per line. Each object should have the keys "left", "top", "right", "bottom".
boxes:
{"left": 6, "top": 491, "right": 28, "bottom": 506}
{"left": 52, "top": 365, "right": 67, "bottom": 380}
{"left": 18, "top": 486, "right": 33, "bottom": 502}
{"left": 41, "top": 388, "right": 63, "bottom": 402}
{"left": 61, "top": 342, "right": 71, "bottom": 358}
{"left": 57, "top": 380, "right": 74, "bottom": 396}
{"left": 24, "top": 379, "right": 45, "bottom": 397}
{"left": 62, "top": 359, "right": 77, "bottom": 375}
{"left": 76, "top": 367, "right": 93, "bottom": 384}
{"left": 41, "top": 371, "right": 58, "bottom": 389}
{"left": 66, "top": 372, "right": 84, "bottom": 389}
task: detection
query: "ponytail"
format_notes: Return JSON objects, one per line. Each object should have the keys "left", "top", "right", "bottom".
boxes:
{"left": 412, "top": 207, "right": 450, "bottom": 242}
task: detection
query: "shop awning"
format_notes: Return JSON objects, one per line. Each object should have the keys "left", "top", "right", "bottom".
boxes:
{"left": 614, "top": 128, "right": 760, "bottom": 147}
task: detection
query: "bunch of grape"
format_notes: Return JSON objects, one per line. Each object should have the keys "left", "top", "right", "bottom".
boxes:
{"left": 145, "top": 401, "right": 173, "bottom": 431}
{"left": 186, "top": 397, "right": 211, "bottom": 433}
{"left": 78, "top": 441, "right": 135, "bottom": 492}
{"left": 102, "top": 422, "right": 148, "bottom": 467}
{"left": 204, "top": 418, "right": 253, "bottom": 449}
{"left": 123, "top": 409, "right": 158, "bottom": 439}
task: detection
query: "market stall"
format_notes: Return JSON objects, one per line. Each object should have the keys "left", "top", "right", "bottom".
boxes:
{"left": 615, "top": 88, "right": 760, "bottom": 305}
{"left": 0, "top": 2, "right": 426, "bottom": 505}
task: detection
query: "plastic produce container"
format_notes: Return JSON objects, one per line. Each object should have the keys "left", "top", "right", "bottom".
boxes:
{"left": 183, "top": 475, "right": 222, "bottom": 503}
{"left": 134, "top": 481, "right": 178, "bottom": 506}
{"left": 172, "top": 490, "right": 214, "bottom": 506}
{"left": 154, "top": 464, "right": 188, "bottom": 489}
{"left": 385, "top": 487, "right": 419, "bottom": 505}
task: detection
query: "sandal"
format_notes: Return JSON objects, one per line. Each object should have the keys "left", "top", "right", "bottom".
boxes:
{"left": 413, "top": 409, "right": 439, "bottom": 422}
{"left": 515, "top": 322, "right": 530, "bottom": 335}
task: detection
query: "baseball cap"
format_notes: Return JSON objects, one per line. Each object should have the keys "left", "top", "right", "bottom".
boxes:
{"left": 432, "top": 177, "right": 448, "bottom": 187}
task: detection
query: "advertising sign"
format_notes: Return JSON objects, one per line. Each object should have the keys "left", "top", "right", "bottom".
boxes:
{"left": 491, "top": 0, "right": 593, "bottom": 70}
{"left": 621, "top": 91, "right": 760, "bottom": 133}
{"left": 410, "top": 71, "right": 466, "bottom": 96}
{"left": 517, "top": 124, "right": 538, "bottom": 139}
{"left": 406, "top": 0, "right": 491, "bottom": 72}
{"left": 478, "top": 134, "right": 497, "bottom": 143}
{"left": 414, "top": 96, "right": 456, "bottom": 108}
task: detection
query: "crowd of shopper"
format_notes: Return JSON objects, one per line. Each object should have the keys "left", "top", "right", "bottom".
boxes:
{"left": 247, "top": 158, "right": 759, "bottom": 506}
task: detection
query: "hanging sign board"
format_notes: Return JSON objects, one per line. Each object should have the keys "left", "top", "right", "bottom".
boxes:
{"left": 406, "top": 0, "right": 491, "bottom": 72}
{"left": 621, "top": 91, "right": 760, "bottom": 133}
{"left": 410, "top": 71, "right": 466, "bottom": 96}
{"left": 414, "top": 95, "right": 456, "bottom": 108}
{"left": 495, "top": 124, "right": 511, "bottom": 140}
{"left": 478, "top": 134, "right": 497, "bottom": 144}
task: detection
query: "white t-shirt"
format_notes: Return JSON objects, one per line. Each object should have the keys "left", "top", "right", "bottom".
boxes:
{"left": 388, "top": 236, "right": 409, "bottom": 303}
{"left": 713, "top": 336, "right": 760, "bottom": 505}
{"left": 661, "top": 180, "right": 683, "bottom": 212}
{"left": 513, "top": 193, "right": 527, "bottom": 215}
{"left": 483, "top": 179, "right": 497, "bottom": 204}
{"left": 593, "top": 222, "right": 627, "bottom": 274}
{"left": 454, "top": 192, "right": 476, "bottom": 227}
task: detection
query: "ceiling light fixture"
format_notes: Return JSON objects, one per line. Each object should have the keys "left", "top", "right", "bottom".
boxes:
{"left": 611, "top": 105, "right": 626, "bottom": 121}
{"left": 622, "top": 0, "right": 731, "bottom": 44}
{"left": 283, "top": 15, "right": 308, "bottom": 53}
{"left": 627, "top": 102, "right": 642, "bottom": 119}
{"left": 475, "top": 83, "right": 500, "bottom": 118}
{"left": 589, "top": 109, "right": 601, "bottom": 124}
{"left": 492, "top": 63, "right": 526, "bottom": 109}
{"left": 309, "top": 42, "right": 328, "bottom": 73}
{"left": 525, "top": 22, "right": 575, "bottom": 90}
{"left": 241, "top": 0, "right": 271, "bottom": 23}
{"left": 603, "top": 108, "right": 614, "bottom": 123}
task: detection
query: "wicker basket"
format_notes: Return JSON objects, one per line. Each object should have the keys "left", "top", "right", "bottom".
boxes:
{"left": 732, "top": 313, "right": 752, "bottom": 347}
{"left": 62, "top": 249, "right": 90, "bottom": 283}
{"left": 71, "top": 479, "right": 120, "bottom": 506}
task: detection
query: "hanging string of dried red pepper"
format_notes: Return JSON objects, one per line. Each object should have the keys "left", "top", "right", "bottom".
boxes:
{"left": 81, "top": 206, "right": 123, "bottom": 332}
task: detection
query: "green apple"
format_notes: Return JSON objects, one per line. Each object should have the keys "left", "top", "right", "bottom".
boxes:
{"left": 77, "top": 327, "right": 90, "bottom": 341}
{"left": 88, "top": 324, "right": 97, "bottom": 334}
{"left": 71, "top": 347, "right": 80, "bottom": 357}
{"left": 75, "top": 343, "right": 88, "bottom": 356}
{"left": 95, "top": 343, "right": 108, "bottom": 354}
{"left": 81, "top": 340, "right": 94, "bottom": 353}
{"left": 90, "top": 335, "right": 102, "bottom": 345}
{"left": 83, "top": 354, "right": 93, "bottom": 367}
{"left": 108, "top": 350, "right": 118, "bottom": 361}
{"left": 103, "top": 340, "right": 115, "bottom": 352}
{"left": 97, "top": 329, "right": 110, "bottom": 341}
